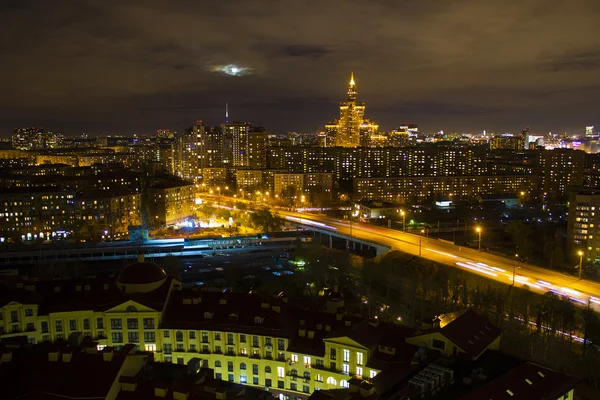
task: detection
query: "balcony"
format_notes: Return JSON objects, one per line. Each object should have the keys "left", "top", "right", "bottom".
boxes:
{"left": 200, "top": 349, "right": 211, "bottom": 355}
{"left": 226, "top": 351, "right": 236, "bottom": 356}
{"left": 214, "top": 349, "right": 223, "bottom": 354}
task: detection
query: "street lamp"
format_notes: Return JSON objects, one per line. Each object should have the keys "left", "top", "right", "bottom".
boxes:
{"left": 578, "top": 250, "right": 584, "bottom": 280}
{"left": 476, "top": 226, "right": 482, "bottom": 252}
{"left": 419, "top": 229, "right": 425, "bottom": 256}
{"left": 400, "top": 210, "right": 406, "bottom": 232}
{"left": 512, "top": 253, "right": 520, "bottom": 285}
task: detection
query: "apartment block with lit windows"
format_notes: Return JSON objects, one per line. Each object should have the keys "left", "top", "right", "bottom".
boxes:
{"left": 537, "top": 148, "right": 585, "bottom": 200}
{"left": 148, "top": 181, "right": 195, "bottom": 226}
{"left": 353, "top": 175, "right": 537, "bottom": 203}
{"left": 77, "top": 192, "right": 141, "bottom": 238}
{"left": 567, "top": 188, "right": 600, "bottom": 264}
{"left": 0, "top": 187, "right": 77, "bottom": 241}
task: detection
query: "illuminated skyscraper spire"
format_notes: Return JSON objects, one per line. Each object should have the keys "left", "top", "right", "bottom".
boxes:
{"left": 347, "top": 72, "right": 357, "bottom": 101}
{"left": 226, "top": 103, "right": 229, "bottom": 123}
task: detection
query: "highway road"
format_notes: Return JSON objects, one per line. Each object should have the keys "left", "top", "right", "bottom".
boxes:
{"left": 274, "top": 209, "right": 600, "bottom": 309}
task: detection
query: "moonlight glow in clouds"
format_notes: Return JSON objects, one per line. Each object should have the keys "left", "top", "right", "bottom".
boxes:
{"left": 210, "top": 64, "right": 252, "bottom": 76}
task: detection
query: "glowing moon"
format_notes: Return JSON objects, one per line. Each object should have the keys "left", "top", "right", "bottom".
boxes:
{"left": 209, "top": 63, "right": 251, "bottom": 76}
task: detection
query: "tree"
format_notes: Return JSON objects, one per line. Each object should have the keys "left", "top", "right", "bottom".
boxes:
{"left": 506, "top": 221, "right": 534, "bottom": 260}
{"left": 250, "top": 208, "right": 283, "bottom": 234}
{"left": 282, "top": 185, "right": 298, "bottom": 208}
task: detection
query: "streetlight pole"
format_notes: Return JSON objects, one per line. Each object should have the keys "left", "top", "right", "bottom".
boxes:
{"left": 419, "top": 229, "right": 424, "bottom": 256}
{"left": 512, "top": 253, "right": 519, "bottom": 285}
{"left": 578, "top": 251, "right": 584, "bottom": 280}
{"left": 400, "top": 210, "right": 405, "bottom": 232}
{"left": 476, "top": 227, "right": 482, "bottom": 252}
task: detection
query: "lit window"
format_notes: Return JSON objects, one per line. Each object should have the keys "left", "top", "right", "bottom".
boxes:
{"left": 343, "top": 349, "right": 350, "bottom": 362}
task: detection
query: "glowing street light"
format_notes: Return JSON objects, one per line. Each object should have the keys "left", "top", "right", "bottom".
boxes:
{"left": 400, "top": 210, "right": 406, "bottom": 232}
{"left": 476, "top": 226, "right": 482, "bottom": 252}
{"left": 512, "top": 253, "right": 521, "bottom": 285}
{"left": 578, "top": 250, "right": 584, "bottom": 280}
{"left": 419, "top": 229, "right": 425, "bottom": 256}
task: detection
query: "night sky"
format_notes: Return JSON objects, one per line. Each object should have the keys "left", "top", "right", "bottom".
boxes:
{"left": 1, "top": 0, "right": 600, "bottom": 135}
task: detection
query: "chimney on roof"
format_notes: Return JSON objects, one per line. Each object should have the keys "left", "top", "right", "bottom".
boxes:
{"left": 137, "top": 253, "right": 145, "bottom": 263}
{"left": 119, "top": 376, "right": 138, "bottom": 392}
{"left": 173, "top": 389, "right": 190, "bottom": 400}
{"left": 360, "top": 382, "right": 375, "bottom": 397}
{"left": 215, "top": 387, "right": 227, "bottom": 400}
{"left": 62, "top": 350, "right": 73, "bottom": 363}
{"left": 102, "top": 348, "right": 114, "bottom": 362}
{"left": 48, "top": 350, "right": 60, "bottom": 362}
{"left": 154, "top": 386, "right": 168, "bottom": 398}
{"left": 349, "top": 379, "right": 361, "bottom": 393}
{"left": 1, "top": 352, "right": 12, "bottom": 362}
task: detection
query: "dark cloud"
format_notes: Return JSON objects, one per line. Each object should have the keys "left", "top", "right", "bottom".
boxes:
{"left": 283, "top": 45, "right": 331, "bottom": 58}
{"left": 0, "top": 0, "right": 599, "bottom": 135}
{"left": 546, "top": 51, "right": 600, "bottom": 71}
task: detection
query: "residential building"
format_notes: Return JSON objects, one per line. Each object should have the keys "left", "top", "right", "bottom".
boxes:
{"left": 149, "top": 181, "right": 195, "bottom": 226}
{"left": 353, "top": 175, "right": 536, "bottom": 203}
{"left": 537, "top": 149, "right": 585, "bottom": 200}
{"left": 2, "top": 264, "right": 567, "bottom": 400}
{"left": 567, "top": 188, "right": 600, "bottom": 264}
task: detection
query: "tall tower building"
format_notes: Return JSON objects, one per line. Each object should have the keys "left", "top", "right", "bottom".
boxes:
{"left": 220, "top": 122, "right": 266, "bottom": 168}
{"left": 325, "top": 73, "right": 378, "bottom": 147}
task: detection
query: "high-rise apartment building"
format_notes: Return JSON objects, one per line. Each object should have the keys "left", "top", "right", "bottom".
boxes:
{"left": 196, "top": 124, "right": 223, "bottom": 170}
{"left": 222, "top": 123, "right": 267, "bottom": 168}
{"left": 174, "top": 127, "right": 197, "bottom": 181}
{"left": 537, "top": 149, "right": 585, "bottom": 200}
{"left": 326, "top": 73, "right": 379, "bottom": 147}
{"left": 567, "top": 188, "right": 600, "bottom": 264}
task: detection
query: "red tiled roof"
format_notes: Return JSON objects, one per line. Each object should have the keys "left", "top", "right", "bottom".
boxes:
{"left": 459, "top": 362, "right": 579, "bottom": 400}
{"left": 0, "top": 346, "right": 144, "bottom": 399}
{"left": 409, "top": 309, "right": 500, "bottom": 359}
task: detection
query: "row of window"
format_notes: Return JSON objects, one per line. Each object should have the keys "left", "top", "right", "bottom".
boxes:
{"left": 0, "top": 309, "right": 35, "bottom": 322}
{"left": 112, "top": 332, "right": 155, "bottom": 343}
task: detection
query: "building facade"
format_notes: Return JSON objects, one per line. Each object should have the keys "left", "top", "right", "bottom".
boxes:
{"left": 149, "top": 182, "right": 195, "bottom": 226}
{"left": 567, "top": 188, "right": 600, "bottom": 264}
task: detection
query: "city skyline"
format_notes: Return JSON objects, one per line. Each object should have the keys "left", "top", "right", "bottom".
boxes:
{"left": 1, "top": 1, "right": 600, "bottom": 135}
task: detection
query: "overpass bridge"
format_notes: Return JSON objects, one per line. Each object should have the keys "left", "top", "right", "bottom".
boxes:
{"left": 284, "top": 216, "right": 391, "bottom": 256}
